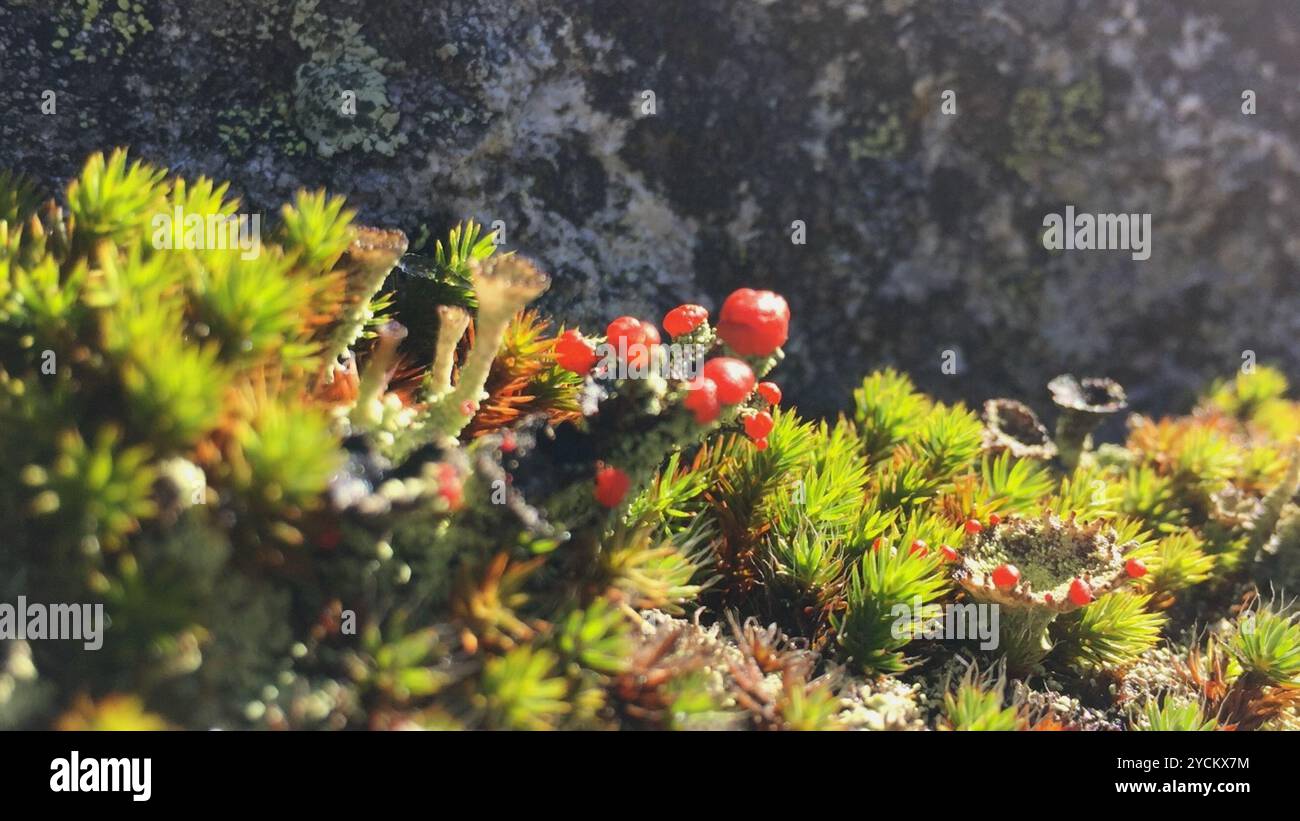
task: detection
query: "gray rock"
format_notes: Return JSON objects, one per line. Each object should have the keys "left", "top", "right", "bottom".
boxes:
{"left": 2, "top": 0, "right": 1297, "bottom": 417}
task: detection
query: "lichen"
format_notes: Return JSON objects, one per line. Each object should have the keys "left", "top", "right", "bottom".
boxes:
{"left": 287, "top": 0, "right": 407, "bottom": 158}
{"left": 954, "top": 512, "right": 1137, "bottom": 671}
{"left": 956, "top": 513, "right": 1134, "bottom": 607}
{"left": 1006, "top": 71, "right": 1106, "bottom": 181}
{"left": 848, "top": 104, "right": 908, "bottom": 162}
{"left": 47, "top": 0, "right": 154, "bottom": 61}
{"left": 217, "top": 96, "right": 310, "bottom": 158}
{"left": 293, "top": 59, "right": 406, "bottom": 158}
{"left": 981, "top": 398, "right": 1057, "bottom": 460}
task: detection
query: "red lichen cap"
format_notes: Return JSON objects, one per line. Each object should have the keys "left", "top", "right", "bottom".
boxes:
{"left": 1068, "top": 578, "right": 1094, "bottom": 606}
{"left": 743, "top": 410, "right": 774, "bottom": 440}
{"left": 605, "top": 316, "right": 661, "bottom": 369}
{"left": 554, "top": 329, "right": 599, "bottom": 374}
{"left": 594, "top": 465, "right": 631, "bottom": 508}
{"left": 702, "top": 357, "right": 756, "bottom": 404}
{"left": 683, "top": 376, "right": 721, "bottom": 424}
{"left": 991, "top": 563, "right": 1020, "bottom": 590}
{"left": 756, "top": 381, "right": 782, "bottom": 405}
{"left": 437, "top": 463, "right": 463, "bottom": 510}
{"left": 663, "top": 304, "right": 708, "bottom": 337}
{"left": 716, "top": 288, "right": 790, "bottom": 356}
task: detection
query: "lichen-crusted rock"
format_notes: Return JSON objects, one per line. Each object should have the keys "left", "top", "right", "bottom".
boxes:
{"left": 3, "top": 0, "right": 1299, "bottom": 415}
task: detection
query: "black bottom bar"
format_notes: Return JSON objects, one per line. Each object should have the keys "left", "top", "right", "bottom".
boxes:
{"left": 4, "top": 730, "right": 1284, "bottom": 807}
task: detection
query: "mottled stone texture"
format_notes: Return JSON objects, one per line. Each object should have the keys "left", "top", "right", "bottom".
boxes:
{"left": 2, "top": 0, "right": 1298, "bottom": 417}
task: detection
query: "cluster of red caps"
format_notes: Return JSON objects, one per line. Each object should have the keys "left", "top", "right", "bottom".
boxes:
{"left": 579, "top": 288, "right": 790, "bottom": 508}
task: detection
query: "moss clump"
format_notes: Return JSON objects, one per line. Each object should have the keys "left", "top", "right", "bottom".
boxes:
{"left": 3, "top": 151, "right": 1300, "bottom": 731}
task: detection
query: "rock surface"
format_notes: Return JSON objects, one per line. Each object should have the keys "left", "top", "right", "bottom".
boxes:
{"left": 2, "top": 0, "right": 1297, "bottom": 416}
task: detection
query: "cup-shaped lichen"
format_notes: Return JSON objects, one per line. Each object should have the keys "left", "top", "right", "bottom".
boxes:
{"left": 1048, "top": 375, "right": 1127, "bottom": 469}
{"left": 981, "top": 398, "right": 1057, "bottom": 460}
{"left": 323, "top": 226, "right": 409, "bottom": 364}
{"left": 953, "top": 512, "right": 1137, "bottom": 671}
{"left": 428, "top": 304, "right": 470, "bottom": 399}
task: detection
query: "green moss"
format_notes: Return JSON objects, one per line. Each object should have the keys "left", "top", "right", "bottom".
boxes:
{"left": 4, "top": 150, "right": 1300, "bottom": 731}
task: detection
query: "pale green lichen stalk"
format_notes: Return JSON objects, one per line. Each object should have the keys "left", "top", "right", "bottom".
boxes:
{"left": 350, "top": 320, "right": 407, "bottom": 430}
{"left": 322, "top": 227, "right": 408, "bottom": 368}
{"left": 416, "top": 256, "right": 550, "bottom": 448}
{"left": 427, "top": 305, "right": 470, "bottom": 399}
